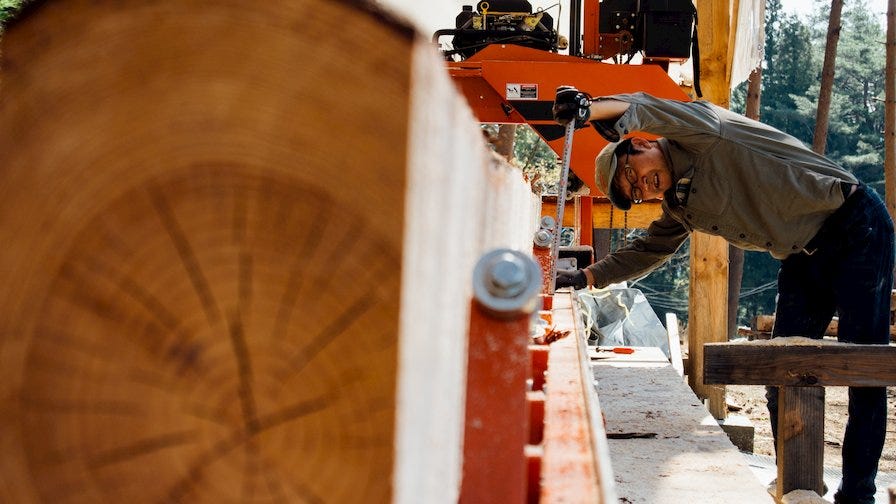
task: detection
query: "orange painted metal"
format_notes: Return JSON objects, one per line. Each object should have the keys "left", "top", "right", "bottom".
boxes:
{"left": 526, "top": 446, "right": 543, "bottom": 504}
{"left": 532, "top": 245, "right": 554, "bottom": 296}
{"left": 539, "top": 291, "right": 606, "bottom": 502}
{"left": 447, "top": 44, "right": 689, "bottom": 194}
{"left": 540, "top": 293, "right": 553, "bottom": 311}
{"left": 578, "top": 195, "right": 593, "bottom": 246}
{"left": 582, "top": 0, "right": 600, "bottom": 57}
{"left": 527, "top": 390, "right": 546, "bottom": 445}
{"left": 460, "top": 299, "right": 532, "bottom": 504}
{"left": 529, "top": 344, "right": 550, "bottom": 392}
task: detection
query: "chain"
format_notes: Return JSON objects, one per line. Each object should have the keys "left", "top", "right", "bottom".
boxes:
{"left": 622, "top": 211, "right": 629, "bottom": 248}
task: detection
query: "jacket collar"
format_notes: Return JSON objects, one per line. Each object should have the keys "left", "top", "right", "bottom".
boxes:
{"left": 658, "top": 138, "right": 695, "bottom": 206}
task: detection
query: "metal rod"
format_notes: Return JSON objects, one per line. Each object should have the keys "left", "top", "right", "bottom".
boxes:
{"left": 570, "top": 0, "right": 582, "bottom": 56}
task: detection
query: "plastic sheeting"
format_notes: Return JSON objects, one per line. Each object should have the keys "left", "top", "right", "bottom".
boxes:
{"left": 729, "top": 0, "right": 766, "bottom": 89}
{"left": 579, "top": 287, "right": 671, "bottom": 359}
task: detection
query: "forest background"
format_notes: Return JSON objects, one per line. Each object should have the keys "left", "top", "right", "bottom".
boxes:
{"left": 0, "top": 0, "right": 889, "bottom": 328}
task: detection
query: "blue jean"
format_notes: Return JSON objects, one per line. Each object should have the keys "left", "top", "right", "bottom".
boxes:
{"left": 765, "top": 185, "right": 894, "bottom": 504}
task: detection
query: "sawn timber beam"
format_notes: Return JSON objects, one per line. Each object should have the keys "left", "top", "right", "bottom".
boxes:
{"left": 703, "top": 339, "right": 896, "bottom": 387}
{"left": 703, "top": 339, "right": 896, "bottom": 499}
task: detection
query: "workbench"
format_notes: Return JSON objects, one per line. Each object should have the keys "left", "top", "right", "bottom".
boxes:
{"left": 590, "top": 346, "right": 774, "bottom": 503}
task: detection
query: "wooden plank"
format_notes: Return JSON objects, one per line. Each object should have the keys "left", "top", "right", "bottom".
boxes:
{"left": 542, "top": 197, "right": 663, "bottom": 229}
{"left": 592, "top": 347, "right": 773, "bottom": 503}
{"left": 704, "top": 341, "right": 896, "bottom": 386}
{"left": 665, "top": 313, "right": 685, "bottom": 377}
{"left": 777, "top": 387, "right": 825, "bottom": 499}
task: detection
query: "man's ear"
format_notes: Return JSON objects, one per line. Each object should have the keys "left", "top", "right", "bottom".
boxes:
{"left": 630, "top": 137, "right": 652, "bottom": 150}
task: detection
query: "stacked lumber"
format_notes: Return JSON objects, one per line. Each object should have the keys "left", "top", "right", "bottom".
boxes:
{"left": 0, "top": 1, "right": 536, "bottom": 503}
{"left": 749, "top": 313, "right": 896, "bottom": 341}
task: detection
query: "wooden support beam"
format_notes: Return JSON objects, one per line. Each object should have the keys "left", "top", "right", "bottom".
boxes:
{"left": 776, "top": 387, "right": 825, "bottom": 499}
{"left": 688, "top": 233, "right": 729, "bottom": 418}
{"left": 704, "top": 340, "right": 896, "bottom": 387}
{"left": 542, "top": 197, "right": 663, "bottom": 229}
{"left": 705, "top": 340, "right": 896, "bottom": 498}
{"left": 689, "top": 0, "right": 733, "bottom": 420}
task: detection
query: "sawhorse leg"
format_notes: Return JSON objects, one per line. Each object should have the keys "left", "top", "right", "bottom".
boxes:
{"left": 776, "top": 386, "right": 825, "bottom": 500}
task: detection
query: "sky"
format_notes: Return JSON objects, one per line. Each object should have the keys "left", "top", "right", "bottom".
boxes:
{"left": 376, "top": 1, "right": 891, "bottom": 41}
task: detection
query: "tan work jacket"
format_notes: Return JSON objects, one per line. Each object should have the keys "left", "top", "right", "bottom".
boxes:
{"left": 586, "top": 92, "right": 857, "bottom": 289}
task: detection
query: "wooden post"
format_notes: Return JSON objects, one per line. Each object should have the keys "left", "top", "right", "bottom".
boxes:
{"left": 728, "top": 66, "right": 762, "bottom": 339}
{"left": 813, "top": 0, "right": 844, "bottom": 154}
{"left": 688, "top": 234, "right": 729, "bottom": 417}
{"left": 777, "top": 387, "right": 826, "bottom": 499}
{"left": 690, "top": 0, "right": 732, "bottom": 420}
{"left": 886, "top": 0, "right": 896, "bottom": 227}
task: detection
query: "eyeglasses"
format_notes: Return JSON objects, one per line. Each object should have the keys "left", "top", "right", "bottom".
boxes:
{"left": 623, "top": 152, "right": 643, "bottom": 204}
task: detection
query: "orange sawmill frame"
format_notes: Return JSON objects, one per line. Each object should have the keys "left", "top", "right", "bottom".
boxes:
{"left": 447, "top": 44, "right": 690, "bottom": 194}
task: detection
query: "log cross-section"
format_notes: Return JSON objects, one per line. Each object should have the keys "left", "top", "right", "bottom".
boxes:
{"left": 0, "top": 2, "right": 418, "bottom": 502}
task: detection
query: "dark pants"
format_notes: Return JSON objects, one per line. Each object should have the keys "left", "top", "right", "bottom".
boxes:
{"left": 765, "top": 186, "right": 894, "bottom": 503}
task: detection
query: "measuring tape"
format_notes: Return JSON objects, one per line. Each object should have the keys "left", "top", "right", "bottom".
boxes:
{"left": 548, "top": 121, "right": 576, "bottom": 295}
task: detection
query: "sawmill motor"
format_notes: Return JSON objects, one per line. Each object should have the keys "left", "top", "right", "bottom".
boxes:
{"left": 595, "top": 0, "right": 696, "bottom": 62}
{"left": 435, "top": 1, "right": 560, "bottom": 60}
{"left": 435, "top": 0, "right": 697, "bottom": 65}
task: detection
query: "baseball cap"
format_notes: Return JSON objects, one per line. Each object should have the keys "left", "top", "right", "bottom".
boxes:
{"left": 595, "top": 140, "right": 632, "bottom": 211}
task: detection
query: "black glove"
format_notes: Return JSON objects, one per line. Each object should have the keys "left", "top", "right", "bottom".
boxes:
{"left": 555, "top": 269, "right": 587, "bottom": 290}
{"left": 552, "top": 86, "right": 592, "bottom": 127}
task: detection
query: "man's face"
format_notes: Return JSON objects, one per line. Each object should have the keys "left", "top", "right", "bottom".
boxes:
{"left": 614, "top": 138, "right": 673, "bottom": 203}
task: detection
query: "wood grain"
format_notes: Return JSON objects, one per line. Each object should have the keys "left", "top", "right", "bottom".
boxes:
{"left": 0, "top": 1, "right": 411, "bottom": 502}
{"left": 704, "top": 341, "right": 896, "bottom": 386}
{"left": 777, "top": 387, "right": 825, "bottom": 498}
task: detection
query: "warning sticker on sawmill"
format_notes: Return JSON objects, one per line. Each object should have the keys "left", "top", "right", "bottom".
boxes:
{"left": 506, "top": 83, "right": 538, "bottom": 100}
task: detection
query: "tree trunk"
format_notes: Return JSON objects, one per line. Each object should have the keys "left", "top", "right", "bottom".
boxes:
{"left": 493, "top": 124, "right": 518, "bottom": 161}
{"left": 813, "top": 0, "right": 844, "bottom": 154}
{"left": 728, "top": 66, "right": 763, "bottom": 339}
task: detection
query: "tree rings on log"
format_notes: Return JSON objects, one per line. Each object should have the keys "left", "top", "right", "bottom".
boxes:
{"left": 0, "top": 1, "right": 413, "bottom": 502}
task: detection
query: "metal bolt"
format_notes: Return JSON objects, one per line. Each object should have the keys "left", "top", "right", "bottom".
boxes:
{"left": 533, "top": 229, "right": 553, "bottom": 248}
{"left": 472, "top": 249, "right": 542, "bottom": 317}
{"left": 486, "top": 253, "right": 527, "bottom": 298}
